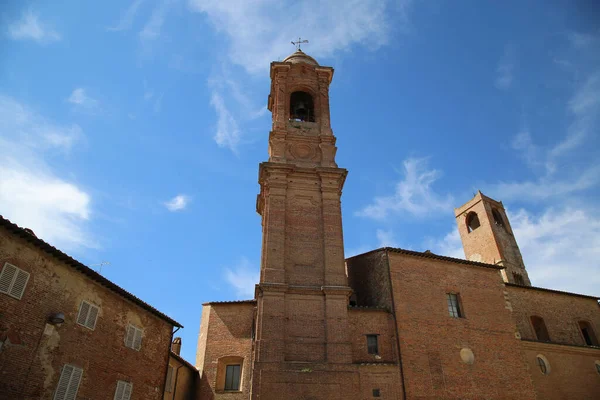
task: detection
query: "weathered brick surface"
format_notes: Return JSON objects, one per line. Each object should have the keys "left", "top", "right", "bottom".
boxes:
{"left": 0, "top": 227, "right": 174, "bottom": 400}
{"left": 387, "top": 251, "right": 538, "bottom": 399}
{"left": 346, "top": 250, "right": 393, "bottom": 309}
{"left": 348, "top": 308, "right": 397, "bottom": 364}
{"left": 196, "top": 303, "right": 254, "bottom": 400}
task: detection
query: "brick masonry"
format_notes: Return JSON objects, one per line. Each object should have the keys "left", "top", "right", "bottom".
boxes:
{"left": 0, "top": 226, "right": 175, "bottom": 400}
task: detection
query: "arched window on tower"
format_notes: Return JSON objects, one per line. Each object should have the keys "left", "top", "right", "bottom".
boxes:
{"left": 531, "top": 316, "right": 551, "bottom": 342}
{"left": 466, "top": 212, "right": 480, "bottom": 233}
{"left": 578, "top": 321, "right": 599, "bottom": 346}
{"left": 492, "top": 209, "right": 505, "bottom": 228}
{"left": 290, "top": 91, "right": 315, "bottom": 122}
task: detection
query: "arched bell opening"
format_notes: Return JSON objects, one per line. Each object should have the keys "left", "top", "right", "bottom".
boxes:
{"left": 289, "top": 91, "right": 315, "bottom": 122}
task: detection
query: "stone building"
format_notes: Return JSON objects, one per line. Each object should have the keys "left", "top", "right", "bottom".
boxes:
{"left": 0, "top": 215, "right": 183, "bottom": 400}
{"left": 195, "top": 50, "right": 600, "bottom": 399}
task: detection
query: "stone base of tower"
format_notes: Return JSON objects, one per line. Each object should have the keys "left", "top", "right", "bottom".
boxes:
{"left": 250, "top": 362, "right": 402, "bottom": 400}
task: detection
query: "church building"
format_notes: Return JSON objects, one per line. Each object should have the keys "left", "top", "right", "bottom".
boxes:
{"left": 195, "top": 50, "right": 600, "bottom": 399}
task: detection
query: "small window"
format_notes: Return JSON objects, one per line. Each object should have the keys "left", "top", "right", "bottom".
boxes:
{"left": 367, "top": 334, "right": 379, "bottom": 355}
{"left": 466, "top": 212, "right": 480, "bottom": 233}
{"left": 125, "top": 324, "right": 143, "bottom": 350}
{"left": 372, "top": 388, "right": 381, "bottom": 397}
{"left": 165, "top": 365, "right": 174, "bottom": 393}
{"left": 0, "top": 262, "right": 30, "bottom": 300}
{"left": 54, "top": 364, "right": 83, "bottom": 400}
{"left": 579, "top": 321, "right": 598, "bottom": 346}
{"left": 595, "top": 360, "right": 600, "bottom": 375}
{"left": 492, "top": 209, "right": 504, "bottom": 227}
{"left": 224, "top": 364, "right": 241, "bottom": 391}
{"left": 447, "top": 293, "right": 462, "bottom": 318}
{"left": 531, "top": 316, "right": 550, "bottom": 342}
{"left": 76, "top": 300, "right": 99, "bottom": 330}
{"left": 536, "top": 355, "right": 550, "bottom": 375}
{"left": 114, "top": 380, "right": 133, "bottom": 400}
{"left": 512, "top": 273, "right": 525, "bottom": 285}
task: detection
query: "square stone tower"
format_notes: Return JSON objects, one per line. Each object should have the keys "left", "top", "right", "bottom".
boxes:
{"left": 454, "top": 191, "right": 531, "bottom": 285}
{"left": 252, "top": 50, "right": 355, "bottom": 399}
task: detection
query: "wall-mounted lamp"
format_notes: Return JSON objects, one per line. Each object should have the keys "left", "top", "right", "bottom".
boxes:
{"left": 48, "top": 312, "right": 65, "bottom": 325}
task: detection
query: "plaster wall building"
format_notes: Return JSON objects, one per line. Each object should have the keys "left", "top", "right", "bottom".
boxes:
{"left": 0, "top": 216, "right": 182, "bottom": 400}
{"left": 194, "top": 50, "right": 600, "bottom": 400}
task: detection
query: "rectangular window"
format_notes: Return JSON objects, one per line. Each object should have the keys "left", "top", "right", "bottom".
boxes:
{"left": 124, "top": 324, "right": 143, "bottom": 350}
{"left": 512, "top": 273, "right": 525, "bottom": 285}
{"left": 114, "top": 380, "right": 133, "bottom": 400}
{"left": 54, "top": 364, "right": 83, "bottom": 400}
{"left": 76, "top": 300, "right": 100, "bottom": 330}
{"left": 165, "top": 365, "right": 174, "bottom": 393}
{"left": 373, "top": 388, "right": 381, "bottom": 397}
{"left": 224, "top": 364, "right": 241, "bottom": 391}
{"left": 447, "top": 293, "right": 462, "bottom": 318}
{"left": 0, "top": 262, "right": 30, "bottom": 300}
{"left": 367, "top": 334, "right": 379, "bottom": 355}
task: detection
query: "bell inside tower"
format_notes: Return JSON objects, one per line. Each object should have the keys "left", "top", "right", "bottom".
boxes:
{"left": 289, "top": 91, "right": 315, "bottom": 122}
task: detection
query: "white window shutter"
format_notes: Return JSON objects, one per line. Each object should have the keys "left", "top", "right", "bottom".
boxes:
{"left": 0, "top": 263, "right": 17, "bottom": 294}
{"left": 77, "top": 301, "right": 90, "bottom": 326}
{"left": 9, "top": 269, "right": 30, "bottom": 299}
{"left": 122, "top": 381, "right": 133, "bottom": 400}
{"left": 86, "top": 305, "right": 99, "bottom": 330}
{"left": 125, "top": 325, "right": 135, "bottom": 348}
{"left": 65, "top": 367, "right": 83, "bottom": 400}
{"left": 133, "top": 328, "right": 143, "bottom": 351}
{"left": 54, "top": 364, "right": 83, "bottom": 400}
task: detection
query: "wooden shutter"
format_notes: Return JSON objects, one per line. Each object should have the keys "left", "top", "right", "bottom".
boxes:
{"left": 133, "top": 327, "right": 143, "bottom": 350}
{"left": 125, "top": 325, "right": 135, "bottom": 348}
{"left": 114, "top": 381, "right": 133, "bottom": 400}
{"left": 86, "top": 304, "right": 99, "bottom": 330}
{"left": 54, "top": 364, "right": 83, "bottom": 400}
{"left": 0, "top": 263, "right": 30, "bottom": 299}
{"left": 77, "top": 301, "right": 90, "bottom": 326}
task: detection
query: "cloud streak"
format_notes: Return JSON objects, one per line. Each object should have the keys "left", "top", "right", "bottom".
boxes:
{"left": 224, "top": 257, "right": 259, "bottom": 298}
{"left": 7, "top": 10, "right": 60, "bottom": 43}
{"left": 164, "top": 194, "right": 190, "bottom": 211}
{"left": 107, "top": 0, "right": 146, "bottom": 31}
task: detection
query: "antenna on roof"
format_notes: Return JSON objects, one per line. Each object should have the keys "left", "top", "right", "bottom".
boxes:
{"left": 91, "top": 261, "right": 111, "bottom": 274}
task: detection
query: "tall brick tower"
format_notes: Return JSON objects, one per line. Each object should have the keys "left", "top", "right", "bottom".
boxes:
{"left": 252, "top": 49, "right": 354, "bottom": 399}
{"left": 454, "top": 191, "right": 531, "bottom": 285}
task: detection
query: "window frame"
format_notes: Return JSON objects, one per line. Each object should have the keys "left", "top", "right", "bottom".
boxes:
{"left": 466, "top": 212, "right": 480, "bottom": 233}
{"left": 113, "top": 380, "right": 133, "bottom": 400}
{"left": 372, "top": 388, "right": 381, "bottom": 397}
{"left": 76, "top": 300, "right": 100, "bottom": 330}
{"left": 124, "top": 324, "right": 143, "bottom": 351}
{"left": 0, "top": 262, "right": 30, "bottom": 300}
{"left": 366, "top": 334, "right": 379, "bottom": 355}
{"left": 578, "top": 320, "right": 598, "bottom": 346}
{"left": 53, "top": 364, "right": 83, "bottom": 400}
{"left": 447, "top": 293, "right": 463, "bottom": 318}
{"left": 224, "top": 364, "right": 241, "bottom": 391}
{"left": 530, "top": 316, "right": 551, "bottom": 342}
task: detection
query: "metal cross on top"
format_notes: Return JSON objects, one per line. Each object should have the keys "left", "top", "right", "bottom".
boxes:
{"left": 291, "top": 37, "right": 309, "bottom": 51}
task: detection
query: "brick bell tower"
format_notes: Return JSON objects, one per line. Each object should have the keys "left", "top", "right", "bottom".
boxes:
{"left": 454, "top": 191, "right": 531, "bottom": 286}
{"left": 252, "top": 49, "right": 354, "bottom": 399}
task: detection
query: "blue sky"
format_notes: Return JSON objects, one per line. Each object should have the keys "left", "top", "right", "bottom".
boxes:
{"left": 1, "top": 0, "right": 599, "bottom": 363}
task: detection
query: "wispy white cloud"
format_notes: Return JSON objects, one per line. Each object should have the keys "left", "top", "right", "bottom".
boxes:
{"left": 139, "top": 0, "right": 173, "bottom": 41}
{"left": 495, "top": 45, "right": 515, "bottom": 90}
{"left": 164, "top": 194, "right": 190, "bottom": 211}
{"left": 210, "top": 91, "right": 241, "bottom": 152}
{"left": 224, "top": 257, "right": 259, "bottom": 298}
{"left": 107, "top": 0, "right": 146, "bottom": 32}
{"left": 568, "top": 32, "right": 595, "bottom": 49}
{"left": 0, "top": 95, "right": 94, "bottom": 249}
{"left": 189, "top": 0, "right": 406, "bottom": 75}
{"left": 7, "top": 10, "right": 60, "bottom": 43}
{"left": 68, "top": 88, "right": 99, "bottom": 113}
{"left": 376, "top": 229, "right": 398, "bottom": 248}
{"left": 356, "top": 158, "right": 453, "bottom": 220}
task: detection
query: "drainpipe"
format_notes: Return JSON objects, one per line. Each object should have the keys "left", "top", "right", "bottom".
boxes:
{"left": 385, "top": 248, "right": 407, "bottom": 400}
{"left": 171, "top": 364, "right": 184, "bottom": 399}
{"left": 162, "top": 326, "right": 180, "bottom": 400}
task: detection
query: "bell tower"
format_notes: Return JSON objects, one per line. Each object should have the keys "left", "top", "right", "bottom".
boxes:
{"left": 454, "top": 191, "right": 531, "bottom": 286}
{"left": 252, "top": 49, "right": 353, "bottom": 399}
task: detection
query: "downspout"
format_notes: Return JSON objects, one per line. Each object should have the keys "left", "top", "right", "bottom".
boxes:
{"left": 385, "top": 248, "right": 407, "bottom": 400}
{"left": 162, "top": 326, "right": 181, "bottom": 400}
{"left": 171, "top": 364, "right": 184, "bottom": 399}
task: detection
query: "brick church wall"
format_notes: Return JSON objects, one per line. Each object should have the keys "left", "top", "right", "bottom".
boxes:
{"left": 387, "top": 251, "right": 538, "bottom": 399}
{"left": 348, "top": 308, "right": 397, "bottom": 363}
{"left": 346, "top": 250, "right": 393, "bottom": 309}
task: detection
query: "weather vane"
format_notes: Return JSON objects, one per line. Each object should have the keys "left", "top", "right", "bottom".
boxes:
{"left": 291, "top": 37, "right": 309, "bottom": 51}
